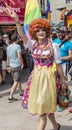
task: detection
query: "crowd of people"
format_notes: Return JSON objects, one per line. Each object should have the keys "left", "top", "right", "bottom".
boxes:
{"left": 0, "top": 32, "right": 33, "bottom": 85}
{"left": 0, "top": 31, "right": 34, "bottom": 100}
{"left": 0, "top": 34, "right": 10, "bottom": 85}
{"left": 0, "top": 5, "right": 72, "bottom": 130}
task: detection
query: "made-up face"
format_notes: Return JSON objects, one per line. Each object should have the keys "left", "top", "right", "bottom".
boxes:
{"left": 36, "top": 28, "right": 46, "bottom": 41}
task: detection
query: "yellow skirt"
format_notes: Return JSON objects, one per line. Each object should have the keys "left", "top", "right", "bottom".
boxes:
{"left": 28, "top": 65, "right": 57, "bottom": 115}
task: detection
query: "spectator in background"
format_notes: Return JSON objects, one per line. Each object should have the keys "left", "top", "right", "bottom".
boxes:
{"left": 1, "top": 34, "right": 10, "bottom": 85}
{"left": 67, "top": 33, "right": 72, "bottom": 113}
{"left": 17, "top": 39, "right": 29, "bottom": 68}
{"left": 51, "top": 31, "right": 57, "bottom": 42}
{"left": 7, "top": 33, "right": 24, "bottom": 101}
{"left": 0, "top": 35, "right": 3, "bottom": 85}
{"left": 27, "top": 48, "right": 34, "bottom": 73}
{"left": 67, "top": 33, "right": 72, "bottom": 70}
{"left": 53, "top": 27, "right": 72, "bottom": 112}
{"left": 0, "top": 35, "right": 4, "bottom": 85}
{"left": 68, "top": 32, "right": 72, "bottom": 42}
{"left": 69, "top": 24, "right": 72, "bottom": 33}
{"left": 53, "top": 26, "right": 72, "bottom": 77}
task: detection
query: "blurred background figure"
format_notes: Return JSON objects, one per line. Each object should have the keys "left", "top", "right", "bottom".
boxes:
{"left": 67, "top": 33, "right": 72, "bottom": 81}
{"left": 26, "top": 48, "right": 34, "bottom": 73}
{"left": 1, "top": 34, "right": 10, "bottom": 85}
{"left": 7, "top": 33, "right": 24, "bottom": 101}
{"left": 53, "top": 26, "right": 72, "bottom": 78}
{"left": 51, "top": 30, "right": 57, "bottom": 42}
{"left": 69, "top": 24, "right": 72, "bottom": 33}
{"left": 0, "top": 35, "right": 3, "bottom": 85}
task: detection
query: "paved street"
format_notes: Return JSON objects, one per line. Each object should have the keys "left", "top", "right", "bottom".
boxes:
{"left": 0, "top": 68, "right": 72, "bottom": 130}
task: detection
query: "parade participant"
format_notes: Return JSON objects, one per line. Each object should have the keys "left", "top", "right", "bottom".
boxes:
{"left": 53, "top": 27, "right": 72, "bottom": 112}
{"left": 67, "top": 33, "right": 72, "bottom": 113}
{"left": 7, "top": 33, "right": 24, "bottom": 101}
{"left": 5, "top": 6, "right": 67, "bottom": 130}
{"left": 1, "top": 34, "right": 10, "bottom": 85}
{"left": 0, "top": 35, "right": 3, "bottom": 85}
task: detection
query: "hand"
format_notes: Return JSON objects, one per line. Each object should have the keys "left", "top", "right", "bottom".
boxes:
{"left": 5, "top": 6, "right": 18, "bottom": 19}
{"left": 21, "top": 64, "right": 24, "bottom": 70}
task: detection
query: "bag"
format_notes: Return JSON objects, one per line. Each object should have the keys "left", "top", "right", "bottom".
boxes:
{"left": 58, "top": 86, "right": 71, "bottom": 108}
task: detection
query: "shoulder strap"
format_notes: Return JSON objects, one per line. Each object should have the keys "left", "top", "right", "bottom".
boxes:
{"left": 59, "top": 39, "right": 68, "bottom": 48}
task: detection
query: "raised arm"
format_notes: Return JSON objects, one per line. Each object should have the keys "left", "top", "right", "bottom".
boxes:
{"left": 5, "top": 6, "right": 28, "bottom": 44}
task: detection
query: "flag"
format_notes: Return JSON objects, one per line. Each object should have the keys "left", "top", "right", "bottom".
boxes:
{"left": 24, "top": 0, "right": 41, "bottom": 38}
{"left": 46, "top": 0, "right": 51, "bottom": 21}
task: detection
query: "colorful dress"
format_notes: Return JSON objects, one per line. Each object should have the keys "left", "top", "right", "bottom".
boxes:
{"left": 22, "top": 39, "right": 61, "bottom": 115}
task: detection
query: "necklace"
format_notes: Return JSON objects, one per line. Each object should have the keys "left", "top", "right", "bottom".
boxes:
{"left": 38, "top": 39, "right": 48, "bottom": 50}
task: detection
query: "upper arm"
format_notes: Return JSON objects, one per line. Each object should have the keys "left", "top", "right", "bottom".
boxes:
{"left": 53, "top": 43, "right": 61, "bottom": 64}
{"left": 21, "top": 33, "right": 28, "bottom": 44}
{"left": 18, "top": 51, "right": 22, "bottom": 59}
{"left": 16, "top": 24, "right": 28, "bottom": 44}
{"left": 17, "top": 45, "right": 22, "bottom": 58}
{"left": 68, "top": 50, "right": 72, "bottom": 58}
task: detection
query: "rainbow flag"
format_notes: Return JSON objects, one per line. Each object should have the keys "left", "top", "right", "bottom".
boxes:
{"left": 24, "top": 0, "right": 41, "bottom": 38}
{"left": 46, "top": 0, "right": 51, "bottom": 21}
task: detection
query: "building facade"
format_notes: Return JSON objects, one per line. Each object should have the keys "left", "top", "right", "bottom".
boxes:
{"left": 38, "top": 0, "right": 72, "bottom": 23}
{"left": 51, "top": 0, "right": 72, "bottom": 23}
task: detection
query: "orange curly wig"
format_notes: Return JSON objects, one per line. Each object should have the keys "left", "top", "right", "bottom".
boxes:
{"left": 28, "top": 18, "right": 52, "bottom": 40}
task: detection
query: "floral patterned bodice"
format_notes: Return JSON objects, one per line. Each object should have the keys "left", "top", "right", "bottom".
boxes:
{"left": 32, "top": 39, "right": 54, "bottom": 67}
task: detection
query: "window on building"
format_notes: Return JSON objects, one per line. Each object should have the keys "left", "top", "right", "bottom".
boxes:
{"left": 39, "top": 0, "right": 47, "bottom": 10}
{"left": 40, "top": 0, "right": 45, "bottom": 10}
{"left": 38, "top": 0, "right": 51, "bottom": 11}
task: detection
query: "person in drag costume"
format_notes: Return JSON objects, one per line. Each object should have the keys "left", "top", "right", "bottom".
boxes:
{"left": 5, "top": 6, "right": 67, "bottom": 130}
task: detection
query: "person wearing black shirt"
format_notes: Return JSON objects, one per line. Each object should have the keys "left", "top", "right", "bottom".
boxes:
{"left": 1, "top": 34, "right": 10, "bottom": 85}
{"left": 0, "top": 35, "right": 3, "bottom": 85}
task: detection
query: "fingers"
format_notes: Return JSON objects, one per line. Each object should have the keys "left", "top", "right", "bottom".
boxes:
{"left": 4, "top": 7, "right": 11, "bottom": 15}
{"left": 4, "top": 6, "right": 14, "bottom": 15}
{"left": 21, "top": 64, "right": 24, "bottom": 70}
{"left": 4, "top": 5, "right": 17, "bottom": 19}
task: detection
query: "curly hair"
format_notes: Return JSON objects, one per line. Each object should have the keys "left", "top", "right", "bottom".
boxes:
{"left": 28, "top": 18, "right": 52, "bottom": 40}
